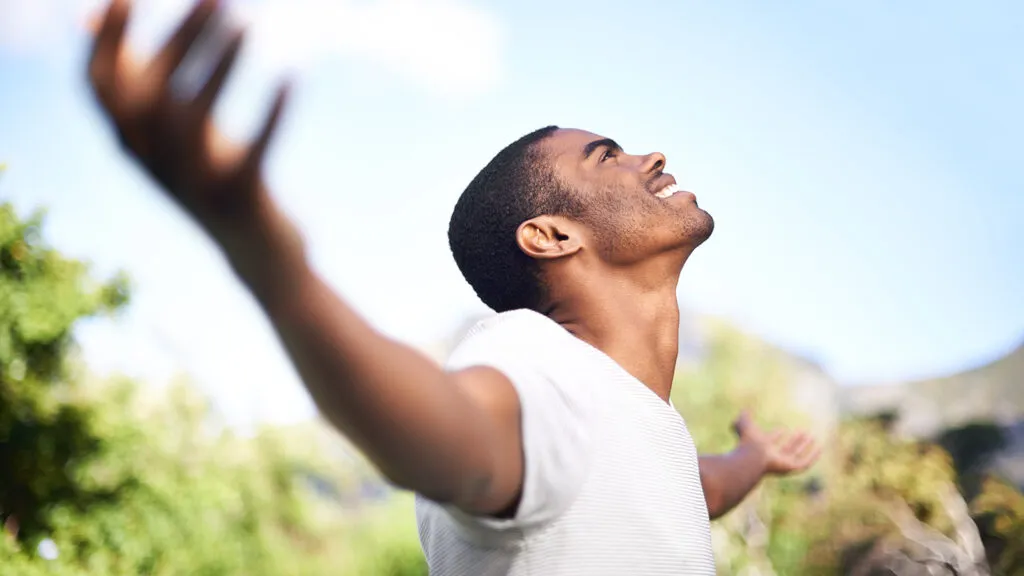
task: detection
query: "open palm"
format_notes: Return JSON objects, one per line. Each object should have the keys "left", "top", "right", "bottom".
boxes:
{"left": 733, "top": 411, "right": 821, "bottom": 476}
{"left": 87, "top": 0, "right": 288, "bottom": 230}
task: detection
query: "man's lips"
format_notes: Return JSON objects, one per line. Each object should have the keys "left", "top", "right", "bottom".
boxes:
{"left": 654, "top": 183, "right": 681, "bottom": 199}
{"left": 650, "top": 175, "right": 688, "bottom": 199}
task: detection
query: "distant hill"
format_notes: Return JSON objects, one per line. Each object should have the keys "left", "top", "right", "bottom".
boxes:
{"left": 839, "top": 341, "right": 1024, "bottom": 437}
{"left": 840, "top": 341, "right": 1024, "bottom": 490}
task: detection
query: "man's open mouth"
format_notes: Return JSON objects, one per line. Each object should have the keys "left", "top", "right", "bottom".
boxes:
{"left": 654, "top": 183, "right": 681, "bottom": 199}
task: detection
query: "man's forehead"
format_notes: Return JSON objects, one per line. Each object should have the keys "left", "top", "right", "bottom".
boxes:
{"left": 542, "top": 128, "right": 607, "bottom": 157}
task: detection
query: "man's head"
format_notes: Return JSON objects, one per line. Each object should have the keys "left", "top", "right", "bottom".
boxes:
{"left": 449, "top": 127, "right": 714, "bottom": 313}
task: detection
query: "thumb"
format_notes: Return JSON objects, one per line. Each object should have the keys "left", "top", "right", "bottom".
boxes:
{"left": 84, "top": 7, "right": 105, "bottom": 35}
{"left": 733, "top": 410, "right": 751, "bottom": 436}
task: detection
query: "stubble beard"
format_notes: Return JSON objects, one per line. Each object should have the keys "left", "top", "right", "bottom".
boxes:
{"left": 579, "top": 181, "right": 714, "bottom": 263}
{"left": 684, "top": 206, "right": 715, "bottom": 249}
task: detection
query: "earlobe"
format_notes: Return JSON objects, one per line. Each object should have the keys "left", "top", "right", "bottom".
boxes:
{"left": 516, "top": 216, "right": 582, "bottom": 260}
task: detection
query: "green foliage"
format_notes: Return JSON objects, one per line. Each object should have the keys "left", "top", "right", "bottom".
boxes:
{"left": 972, "top": 477, "right": 1024, "bottom": 575}
{"left": 0, "top": 202, "right": 130, "bottom": 542}
{"left": 1, "top": 372, "right": 428, "bottom": 575}
{"left": 344, "top": 493, "right": 429, "bottom": 576}
{"left": 798, "top": 418, "right": 964, "bottom": 573}
{"left": 0, "top": 202, "right": 425, "bottom": 574}
{"left": 939, "top": 422, "right": 1010, "bottom": 498}
{"left": 671, "top": 320, "right": 1000, "bottom": 575}
{"left": 673, "top": 321, "right": 820, "bottom": 575}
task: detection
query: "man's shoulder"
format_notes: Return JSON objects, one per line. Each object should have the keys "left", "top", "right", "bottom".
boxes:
{"left": 460, "top": 309, "right": 562, "bottom": 342}
{"left": 446, "top": 309, "right": 569, "bottom": 368}
{"left": 444, "top": 309, "right": 611, "bottom": 409}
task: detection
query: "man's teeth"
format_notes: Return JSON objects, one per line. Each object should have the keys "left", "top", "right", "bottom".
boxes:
{"left": 654, "top": 183, "right": 679, "bottom": 199}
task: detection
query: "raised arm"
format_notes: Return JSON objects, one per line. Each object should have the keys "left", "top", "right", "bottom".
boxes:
{"left": 698, "top": 412, "right": 820, "bottom": 520}
{"left": 86, "top": 0, "right": 524, "bottom": 517}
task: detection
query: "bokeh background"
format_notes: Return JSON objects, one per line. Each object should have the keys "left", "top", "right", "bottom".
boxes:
{"left": 1, "top": 0, "right": 1022, "bottom": 574}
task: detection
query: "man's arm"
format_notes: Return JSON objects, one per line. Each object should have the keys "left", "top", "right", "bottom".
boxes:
{"left": 698, "top": 412, "right": 821, "bottom": 520}
{"left": 86, "top": 0, "right": 524, "bottom": 517}
{"left": 699, "top": 446, "right": 768, "bottom": 520}
{"left": 246, "top": 236, "right": 525, "bottom": 514}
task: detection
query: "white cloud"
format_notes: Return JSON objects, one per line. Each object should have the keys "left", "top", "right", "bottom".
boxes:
{"left": 0, "top": 0, "right": 62, "bottom": 54}
{"left": 0, "top": 0, "right": 211, "bottom": 56}
{"left": 1, "top": 0, "right": 503, "bottom": 100}
{"left": 240, "top": 0, "right": 502, "bottom": 99}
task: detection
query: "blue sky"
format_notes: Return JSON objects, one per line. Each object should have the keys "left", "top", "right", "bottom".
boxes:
{"left": 1, "top": 0, "right": 1021, "bottom": 427}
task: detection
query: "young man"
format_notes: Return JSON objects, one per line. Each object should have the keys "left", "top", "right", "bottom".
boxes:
{"left": 87, "top": 1, "right": 820, "bottom": 574}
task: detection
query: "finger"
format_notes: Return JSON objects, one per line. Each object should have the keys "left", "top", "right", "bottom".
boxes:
{"left": 88, "top": 0, "right": 131, "bottom": 100}
{"left": 797, "top": 435, "right": 817, "bottom": 455}
{"left": 770, "top": 428, "right": 792, "bottom": 447}
{"left": 797, "top": 437, "right": 819, "bottom": 459}
{"left": 192, "top": 29, "right": 244, "bottom": 118}
{"left": 150, "top": 0, "right": 220, "bottom": 82}
{"left": 733, "top": 411, "right": 754, "bottom": 436}
{"left": 782, "top": 432, "right": 808, "bottom": 453}
{"left": 242, "top": 82, "right": 291, "bottom": 175}
{"left": 787, "top": 437, "right": 816, "bottom": 466}
{"left": 796, "top": 444, "right": 822, "bottom": 470}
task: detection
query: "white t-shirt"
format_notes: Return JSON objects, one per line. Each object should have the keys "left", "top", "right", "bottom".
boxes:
{"left": 415, "top": 309, "right": 716, "bottom": 575}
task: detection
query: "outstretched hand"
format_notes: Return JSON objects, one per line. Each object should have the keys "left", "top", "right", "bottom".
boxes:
{"left": 733, "top": 411, "right": 821, "bottom": 476}
{"left": 87, "top": 0, "right": 289, "bottom": 232}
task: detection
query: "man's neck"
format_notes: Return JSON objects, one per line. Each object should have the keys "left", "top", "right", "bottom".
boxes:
{"left": 546, "top": 264, "right": 684, "bottom": 402}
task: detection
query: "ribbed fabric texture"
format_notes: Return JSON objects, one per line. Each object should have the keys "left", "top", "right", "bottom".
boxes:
{"left": 416, "top": 310, "right": 716, "bottom": 575}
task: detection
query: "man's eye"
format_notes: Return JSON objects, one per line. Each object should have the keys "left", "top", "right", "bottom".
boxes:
{"left": 600, "top": 149, "right": 616, "bottom": 162}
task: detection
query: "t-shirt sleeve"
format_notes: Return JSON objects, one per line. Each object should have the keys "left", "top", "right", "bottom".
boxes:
{"left": 440, "top": 315, "right": 596, "bottom": 537}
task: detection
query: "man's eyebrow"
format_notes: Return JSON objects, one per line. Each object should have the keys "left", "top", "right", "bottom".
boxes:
{"left": 582, "top": 138, "right": 621, "bottom": 160}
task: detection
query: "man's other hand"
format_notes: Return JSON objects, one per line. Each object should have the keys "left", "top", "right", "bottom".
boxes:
{"left": 732, "top": 411, "right": 821, "bottom": 476}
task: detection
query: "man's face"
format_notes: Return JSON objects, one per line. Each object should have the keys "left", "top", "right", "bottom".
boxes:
{"left": 539, "top": 128, "right": 714, "bottom": 266}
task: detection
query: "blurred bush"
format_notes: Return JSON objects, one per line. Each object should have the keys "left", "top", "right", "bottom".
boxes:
{"left": 0, "top": 200, "right": 426, "bottom": 575}
{"left": 673, "top": 322, "right": 1020, "bottom": 575}
{"left": 972, "top": 477, "right": 1024, "bottom": 575}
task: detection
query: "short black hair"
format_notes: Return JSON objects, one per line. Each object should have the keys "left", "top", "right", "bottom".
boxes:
{"left": 448, "top": 126, "right": 584, "bottom": 313}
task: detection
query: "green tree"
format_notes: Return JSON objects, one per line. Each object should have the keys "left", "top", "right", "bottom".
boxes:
{"left": 2, "top": 366, "right": 428, "bottom": 574}
{"left": 798, "top": 418, "right": 987, "bottom": 574}
{"left": 0, "top": 200, "right": 129, "bottom": 543}
{"left": 972, "top": 476, "right": 1024, "bottom": 575}
{"left": 672, "top": 320, "right": 820, "bottom": 576}
{"left": 0, "top": 187, "right": 425, "bottom": 574}
{"left": 672, "top": 319, "right": 994, "bottom": 575}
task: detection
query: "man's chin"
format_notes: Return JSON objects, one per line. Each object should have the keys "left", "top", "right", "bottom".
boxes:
{"left": 686, "top": 209, "right": 715, "bottom": 247}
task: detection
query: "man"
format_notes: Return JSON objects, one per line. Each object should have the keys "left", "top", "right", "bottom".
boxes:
{"left": 87, "top": 1, "right": 820, "bottom": 574}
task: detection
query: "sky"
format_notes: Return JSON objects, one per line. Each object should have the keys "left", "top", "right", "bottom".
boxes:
{"left": 1, "top": 0, "right": 1021, "bottom": 428}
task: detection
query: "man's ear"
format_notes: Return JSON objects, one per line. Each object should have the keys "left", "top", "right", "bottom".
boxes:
{"left": 516, "top": 215, "right": 583, "bottom": 260}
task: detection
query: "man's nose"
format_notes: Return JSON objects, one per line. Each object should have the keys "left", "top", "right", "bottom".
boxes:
{"left": 639, "top": 151, "right": 666, "bottom": 174}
